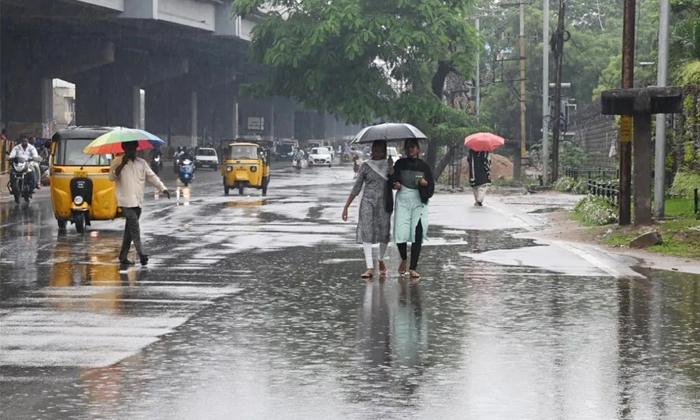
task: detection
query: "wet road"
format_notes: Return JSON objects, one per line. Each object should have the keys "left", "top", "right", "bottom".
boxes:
{"left": 2, "top": 162, "right": 700, "bottom": 419}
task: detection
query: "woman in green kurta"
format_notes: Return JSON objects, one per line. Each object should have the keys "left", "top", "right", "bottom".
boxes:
{"left": 391, "top": 138, "right": 435, "bottom": 279}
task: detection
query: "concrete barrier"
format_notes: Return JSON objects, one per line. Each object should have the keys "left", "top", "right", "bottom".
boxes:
{"left": 0, "top": 173, "right": 9, "bottom": 196}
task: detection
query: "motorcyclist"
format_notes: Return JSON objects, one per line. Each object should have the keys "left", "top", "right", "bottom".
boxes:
{"left": 173, "top": 146, "right": 184, "bottom": 174}
{"left": 179, "top": 148, "right": 195, "bottom": 168}
{"left": 28, "top": 137, "right": 42, "bottom": 189}
{"left": 9, "top": 135, "right": 39, "bottom": 190}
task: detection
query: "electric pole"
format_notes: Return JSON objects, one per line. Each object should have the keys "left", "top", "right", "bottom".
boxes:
{"left": 654, "top": 0, "right": 670, "bottom": 218}
{"left": 551, "top": 0, "right": 566, "bottom": 182}
{"left": 619, "top": 0, "right": 636, "bottom": 225}
{"left": 514, "top": 1, "right": 527, "bottom": 181}
{"left": 476, "top": 17, "right": 481, "bottom": 117}
{"left": 542, "top": 0, "right": 550, "bottom": 185}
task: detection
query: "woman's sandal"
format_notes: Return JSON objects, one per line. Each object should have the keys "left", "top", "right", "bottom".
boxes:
{"left": 361, "top": 269, "right": 374, "bottom": 279}
{"left": 378, "top": 261, "right": 388, "bottom": 276}
{"left": 398, "top": 260, "right": 407, "bottom": 276}
{"left": 409, "top": 270, "right": 421, "bottom": 279}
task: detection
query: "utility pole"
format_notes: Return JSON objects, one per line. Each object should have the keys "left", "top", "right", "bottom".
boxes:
{"left": 542, "top": 0, "right": 550, "bottom": 184}
{"left": 514, "top": 0, "right": 526, "bottom": 181}
{"left": 619, "top": 0, "right": 636, "bottom": 225}
{"left": 654, "top": 0, "right": 670, "bottom": 218}
{"left": 476, "top": 17, "right": 481, "bottom": 117}
{"left": 551, "top": 0, "right": 566, "bottom": 182}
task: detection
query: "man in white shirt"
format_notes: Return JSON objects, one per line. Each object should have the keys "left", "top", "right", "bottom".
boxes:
{"left": 109, "top": 141, "right": 170, "bottom": 266}
{"left": 9, "top": 135, "right": 40, "bottom": 190}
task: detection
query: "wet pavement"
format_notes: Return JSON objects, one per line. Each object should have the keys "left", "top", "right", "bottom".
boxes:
{"left": 2, "top": 162, "right": 700, "bottom": 419}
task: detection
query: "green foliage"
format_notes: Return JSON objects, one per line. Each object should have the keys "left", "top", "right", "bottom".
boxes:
{"left": 678, "top": 61, "right": 700, "bottom": 85}
{"left": 553, "top": 176, "right": 588, "bottom": 194}
{"left": 671, "top": 171, "right": 700, "bottom": 196}
{"left": 233, "top": 0, "right": 482, "bottom": 146}
{"left": 574, "top": 195, "right": 619, "bottom": 225}
{"left": 560, "top": 140, "right": 589, "bottom": 169}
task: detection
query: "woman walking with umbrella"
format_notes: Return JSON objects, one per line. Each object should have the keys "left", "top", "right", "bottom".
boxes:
{"left": 464, "top": 132, "right": 504, "bottom": 206}
{"left": 342, "top": 140, "right": 393, "bottom": 278}
{"left": 392, "top": 138, "right": 434, "bottom": 279}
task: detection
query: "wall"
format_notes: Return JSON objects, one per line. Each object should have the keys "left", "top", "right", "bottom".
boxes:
{"left": 569, "top": 102, "right": 618, "bottom": 170}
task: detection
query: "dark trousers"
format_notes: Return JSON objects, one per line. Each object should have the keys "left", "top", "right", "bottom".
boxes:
{"left": 119, "top": 207, "right": 143, "bottom": 261}
{"left": 397, "top": 220, "right": 423, "bottom": 270}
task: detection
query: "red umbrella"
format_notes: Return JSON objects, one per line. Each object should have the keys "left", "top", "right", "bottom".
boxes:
{"left": 464, "top": 132, "right": 505, "bottom": 152}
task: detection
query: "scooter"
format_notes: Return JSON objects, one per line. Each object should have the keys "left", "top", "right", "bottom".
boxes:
{"left": 7, "top": 156, "right": 35, "bottom": 204}
{"left": 179, "top": 158, "right": 195, "bottom": 186}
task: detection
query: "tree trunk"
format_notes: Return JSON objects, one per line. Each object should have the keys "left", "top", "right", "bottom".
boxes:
{"left": 427, "top": 61, "right": 453, "bottom": 170}
{"left": 433, "top": 143, "right": 458, "bottom": 181}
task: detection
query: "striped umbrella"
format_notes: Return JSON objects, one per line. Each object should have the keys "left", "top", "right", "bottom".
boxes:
{"left": 82, "top": 128, "right": 165, "bottom": 155}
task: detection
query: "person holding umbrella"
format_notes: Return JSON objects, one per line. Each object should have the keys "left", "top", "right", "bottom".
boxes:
{"left": 109, "top": 140, "right": 170, "bottom": 266}
{"left": 342, "top": 140, "right": 393, "bottom": 278}
{"left": 464, "top": 132, "right": 504, "bottom": 206}
{"left": 391, "top": 138, "right": 434, "bottom": 279}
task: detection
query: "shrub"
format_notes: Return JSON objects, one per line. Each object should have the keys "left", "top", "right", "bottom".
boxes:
{"left": 553, "top": 176, "right": 589, "bottom": 194}
{"left": 670, "top": 171, "right": 700, "bottom": 197}
{"left": 574, "top": 195, "right": 618, "bottom": 225}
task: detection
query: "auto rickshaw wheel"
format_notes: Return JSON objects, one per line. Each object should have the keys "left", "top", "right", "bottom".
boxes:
{"left": 57, "top": 220, "right": 67, "bottom": 230}
{"left": 224, "top": 186, "right": 230, "bottom": 196}
{"left": 238, "top": 185, "right": 244, "bottom": 196}
{"left": 73, "top": 212, "right": 86, "bottom": 234}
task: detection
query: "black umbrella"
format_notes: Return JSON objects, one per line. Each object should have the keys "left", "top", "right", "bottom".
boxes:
{"left": 350, "top": 123, "right": 427, "bottom": 144}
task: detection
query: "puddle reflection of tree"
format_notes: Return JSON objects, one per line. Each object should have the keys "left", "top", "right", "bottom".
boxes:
{"left": 355, "top": 279, "right": 428, "bottom": 399}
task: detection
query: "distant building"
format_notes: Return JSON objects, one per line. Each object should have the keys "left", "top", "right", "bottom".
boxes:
{"left": 53, "top": 84, "right": 75, "bottom": 130}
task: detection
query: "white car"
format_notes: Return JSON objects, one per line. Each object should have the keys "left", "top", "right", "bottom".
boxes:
{"left": 308, "top": 147, "right": 333, "bottom": 167}
{"left": 195, "top": 147, "right": 219, "bottom": 170}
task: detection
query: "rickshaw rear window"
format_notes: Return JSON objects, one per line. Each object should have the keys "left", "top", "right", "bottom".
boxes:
{"left": 56, "top": 138, "right": 112, "bottom": 166}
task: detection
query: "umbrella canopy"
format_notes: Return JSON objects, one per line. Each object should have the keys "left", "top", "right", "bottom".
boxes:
{"left": 464, "top": 132, "right": 505, "bottom": 152}
{"left": 351, "top": 123, "right": 427, "bottom": 144}
{"left": 83, "top": 128, "right": 165, "bottom": 155}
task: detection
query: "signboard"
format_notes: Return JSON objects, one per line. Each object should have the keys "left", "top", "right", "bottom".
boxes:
{"left": 247, "top": 117, "right": 264, "bottom": 131}
{"left": 619, "top": 116, "right": 633, "bottom": 143}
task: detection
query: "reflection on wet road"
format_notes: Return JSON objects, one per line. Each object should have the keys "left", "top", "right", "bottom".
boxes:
{"left": 1, "top": 163, "right": 700, "bottom": 419}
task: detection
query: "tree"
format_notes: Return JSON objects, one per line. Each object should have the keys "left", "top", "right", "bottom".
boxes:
{"left": 233, "top": 0, "right": 485, "bottom": 178}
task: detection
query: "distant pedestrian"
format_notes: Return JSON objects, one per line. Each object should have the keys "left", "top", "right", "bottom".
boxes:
{"left": 342, "top": 140, "right": 393, "bottom": 278}
{"left": 392, "top": 138, "right": 434, "bottom": 279}
{"left": 110, "top": 141, "right": 170, "bottom": 267}
{"left": 468, "top": 149, "right": 491, "bottom": 206}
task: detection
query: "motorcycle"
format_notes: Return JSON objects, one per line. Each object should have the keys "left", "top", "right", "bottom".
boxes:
{"left": 150, "top": 155, "right": 163, "bottom": 175}
{"left": 7, "top": 157, "right": 35, "bottom": 204}
{"left": 179, "top": 158, "right": 195, "bottom": 186}
{"left": 39, "top": 159, "right": 50, "bottom": 186}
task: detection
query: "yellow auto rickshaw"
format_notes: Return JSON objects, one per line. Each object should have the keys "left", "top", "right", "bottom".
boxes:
{"left": 221, "top": 142, "right": 271, "bottom": 196}
{"left": 50, "top": 127, "right": 120, "bottom": 233}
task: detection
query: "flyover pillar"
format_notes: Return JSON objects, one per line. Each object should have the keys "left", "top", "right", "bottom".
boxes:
{"left": 145, "top": 80, "right": 198, "bottom": 149}
{"left": 75, "top": 66, "right": 140, "bottom": 128}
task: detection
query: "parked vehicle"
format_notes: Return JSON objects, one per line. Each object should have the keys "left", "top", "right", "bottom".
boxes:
{"left": 7, "top": 156, "right": 35, "bottom": 204}
{"left": 195, "top": 147, "right": 219, "bottom": 170}
{"left": 179, "top": 158, "right": 195, "bottom": 186}
{"left": 50, "top": 127, "right": 119, "bottom": 233}
{"left": 308, "top": 147, "right": 333, "bottom": 167}
{"left": 276, "top": 139, "right": 298, "bottom": 161}
{"left": 387, "top": 146, "right": 399, "bottom": 160}
{"left": 222, "top": 142, "right": 270, "bottom": 196}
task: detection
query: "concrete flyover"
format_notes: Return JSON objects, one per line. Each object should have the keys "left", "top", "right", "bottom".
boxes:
{"left": 0, "top": 0, "right": 361, "bottom": 150}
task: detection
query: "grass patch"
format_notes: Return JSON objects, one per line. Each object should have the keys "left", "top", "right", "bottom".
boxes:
{"left": 570, "top": 196, "right": 700, "bottom": 259}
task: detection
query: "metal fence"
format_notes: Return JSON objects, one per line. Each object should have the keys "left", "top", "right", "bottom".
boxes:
{"left": 588, "top": 180, "right": 620, "bottom": 207}
{"left": 565, "top": 167, "right": 619, "bottom": 180}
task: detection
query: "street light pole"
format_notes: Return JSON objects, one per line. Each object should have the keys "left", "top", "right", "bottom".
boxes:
{"left": 654, "top": 0, "right": 670, "bottom": 218}
{"left": 542, "top": 0, "right": 550, "bottom": 184}
{"left": 515, "top": 0, "right": 526, "bottom": 181}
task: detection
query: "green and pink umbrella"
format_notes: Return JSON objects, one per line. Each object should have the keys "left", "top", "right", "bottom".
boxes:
{"left": 83, "top": 128, "right": 165, "bottom": 155}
